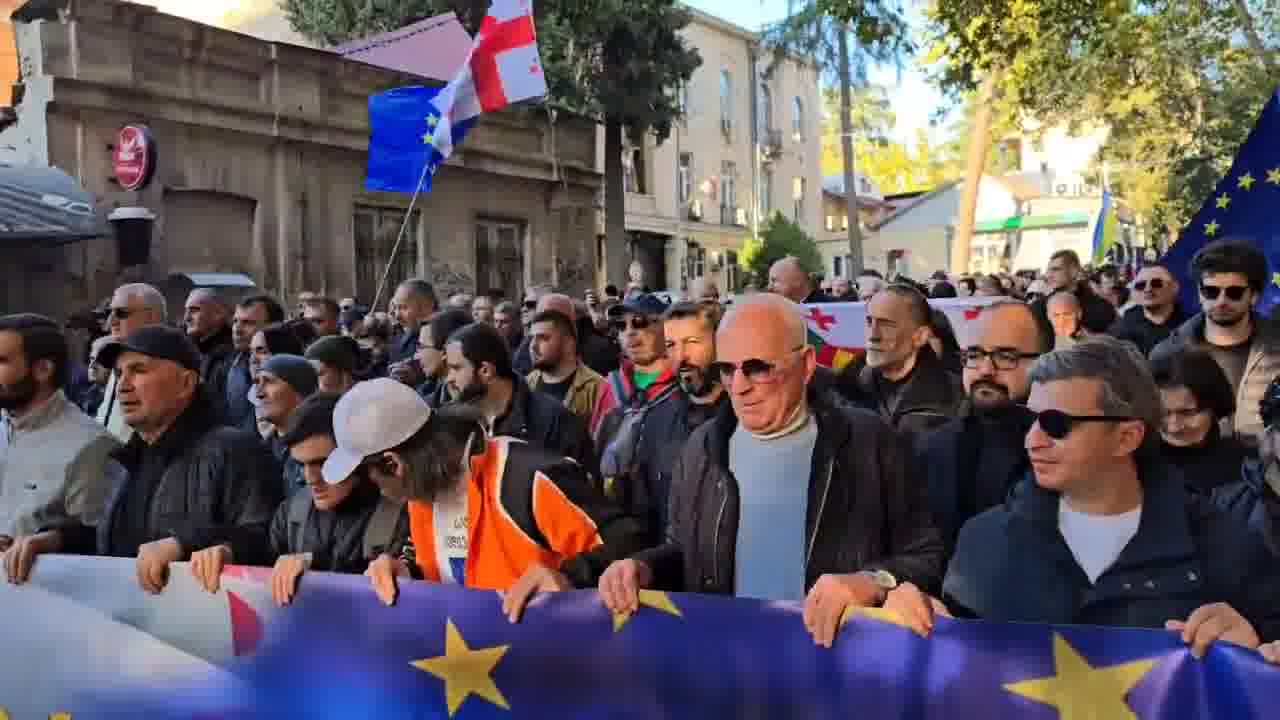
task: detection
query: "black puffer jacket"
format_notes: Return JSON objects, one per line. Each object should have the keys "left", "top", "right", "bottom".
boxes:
{"left": 634, "top": 386, "right": 945, "bottom": 595}
{"left": 494, "top": 377, "right": 598, "bottom": 478}
{"left": 197, "top": 326, "right": 236, "bottom": 422}
{"left": 61, "top": 390, "right": 283, "bottom": 565}
{"left": 268, "top": 481, "right": 409, "bottom": 573}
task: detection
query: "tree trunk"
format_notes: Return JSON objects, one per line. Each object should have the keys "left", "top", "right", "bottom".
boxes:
{"left": 951, "top": 71, "right": 999, "bottom": 275}
{"left": 603, "top": 117, "right": 630, "bottom": 288}
{"left": 837, "top": 25, "right": 864, "bottom": 275}
{"left": 1229, "top": 0, "right": 1277, "bottom": 74}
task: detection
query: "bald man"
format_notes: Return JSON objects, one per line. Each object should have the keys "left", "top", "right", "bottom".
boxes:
{"left": 768, "top": 257, "right": 830, "bottom": 304}
{"left": 184, "top": 289, "right": 235, "bottom": 420}
{"left": 513, "top": 292, "right": 620, "bottom": 377}
{"left": 1047, "top": 291, "right": 1083, "bottom": 347}
{"left": 914, "top": 301, "right": 1052, "bottom": 549}
{"left": 1107, "top": 264, "right": 1187, "bottom": 356}
{"left": 598, "top": 294, "right": 943, "bottom": 649}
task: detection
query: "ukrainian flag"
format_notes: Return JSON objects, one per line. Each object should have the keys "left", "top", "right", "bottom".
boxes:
{"left": 1092, "top": 189, "right": 1119, "bottom": 264}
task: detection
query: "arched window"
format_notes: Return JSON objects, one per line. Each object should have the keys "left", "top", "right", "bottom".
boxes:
{"left": 792, "top": 96, "right": 804, "bottom": 140}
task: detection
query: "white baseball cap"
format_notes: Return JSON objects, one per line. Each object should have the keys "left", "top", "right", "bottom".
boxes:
{"left": 322, "top": 378, "right": 432, "bottom": 485}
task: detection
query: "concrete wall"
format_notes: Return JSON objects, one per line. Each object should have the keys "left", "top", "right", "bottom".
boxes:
{"left": 0, "top": 0, "right": 600, "bottom": 319}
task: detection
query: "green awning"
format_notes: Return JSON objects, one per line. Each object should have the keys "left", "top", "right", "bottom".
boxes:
{"left": 974, "top": 211, "right": 1091, "bottom": 234}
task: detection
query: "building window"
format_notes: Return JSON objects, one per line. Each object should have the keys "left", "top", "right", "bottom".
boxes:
{"left": 623, "top": 147, "right": 646, "bottom": 194}
{"left": 792, "top": 176, "right": 806, "bottom": 222}
{"left": 761, "top": 170, "right": 773, "bottom": 216}
{"left": 720, "top": 69, "right": 733, "bottom": 136}
{"left": 792, "top": 96, "right": 804, "bottom": 141}
{"left": 678, "top": 153, "right": 692, "bottom": 204}
{"left": 353, "top": 205, "right": 420, "bottom": 304}
{"left": 475, "top": 218, "right": 525, "bottom": 302}
{"left": 677, "top": 81, "right": 689, "bottom": 116}
{"left": 720, "top": 161, "right": 737, "bottom": 224}
{"left": 826, "top": 215, "right": 835, "bottom": 231}
{"left": 686, "top": 240, "right": 706, "bottom": 281}
{"left": 833, "top": 255, "right": 843, "bottom": 279}
{"left": 760, "top": 81, "right": 773, "bottom": 132}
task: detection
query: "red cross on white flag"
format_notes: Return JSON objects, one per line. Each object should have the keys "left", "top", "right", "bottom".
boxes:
{"left": 470, "top": 0, "right": 548, "bottom": 112}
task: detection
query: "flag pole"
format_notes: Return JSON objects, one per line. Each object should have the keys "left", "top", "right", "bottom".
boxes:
{"left": 371, "top": 160, "right": 433, "bottom": 313}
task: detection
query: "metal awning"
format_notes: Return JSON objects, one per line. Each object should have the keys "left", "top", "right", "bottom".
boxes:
{"left": 974, "top": 211, "right": 1091, "bottom": 234}
{"left": 0, "top": 164, "right": 107, "bottom": 244}
{"left": 172, "top": 272, "right": 258, "bottom": 288}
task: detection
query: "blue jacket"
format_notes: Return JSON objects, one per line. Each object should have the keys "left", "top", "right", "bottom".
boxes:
{"left": 943, "top": 456, "right": 1280, "bottom": 640}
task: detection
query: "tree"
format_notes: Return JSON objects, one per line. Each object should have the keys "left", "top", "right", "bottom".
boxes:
{"left": 762, "top": 0, "right": 912, "bottom": 275}
{"left": 282, "top": 0, "right": 701, "bottom": 286}
{"left": 739, "top": 212, "right": 824, "bottom": 284}
{"left": 916, "top": 0, "right": 1279, "bottom": 245}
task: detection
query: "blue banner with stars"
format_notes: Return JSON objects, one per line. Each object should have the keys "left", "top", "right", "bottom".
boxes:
{"left": 2, "top": 555, "right": 1278, "bottom": 719}
{"left": 1163, "top": 86, "right": 1280, "bottom": 314}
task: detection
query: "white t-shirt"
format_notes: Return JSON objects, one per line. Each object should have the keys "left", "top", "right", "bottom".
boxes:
{"left": 433, "top": 483, "right": 470, "bottom": 584}
{"left": 1058, "top": 500, "right": 1142, "bottom": 584}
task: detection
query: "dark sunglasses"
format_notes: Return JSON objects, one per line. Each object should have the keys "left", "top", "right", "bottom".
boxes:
{"left": 1200, "top": 284, "right": 1249, "bottom": 301}
{"left": 109, "top": 307, "right": 133, "bottom": 320}
{"left": 712, "top": 347, "right": 804, "bottom": 385}
{"left": 1134, "top": 278, "right": 1165, "bottom": 291}
{"left": 522, "top": 300, "right": 538, "bottom": 310}
{"left": 1034, "top": 409, "right": 1134, "bottom": 440}
{"left": 961, "top": 347, "right": 1041, "bottom": 371}
{"left": 612, "top": 315, "right": 653, "bottom": 332}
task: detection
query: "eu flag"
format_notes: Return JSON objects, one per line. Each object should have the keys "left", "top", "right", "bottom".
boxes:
{"left": 366, "top": 86, "right": 443, "bottom": 193}
{"left": 1163, "top": 86, "right": 1280, "bottom": 314}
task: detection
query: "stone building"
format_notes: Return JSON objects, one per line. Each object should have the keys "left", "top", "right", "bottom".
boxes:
{"left": 0, "top": 0, "right": 601, "bottom": 319}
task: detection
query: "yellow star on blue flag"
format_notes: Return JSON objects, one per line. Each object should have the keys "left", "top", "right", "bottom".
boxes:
{"left": 1216, "top": 193, "right": 1231, "bottom": 209}
{"left": 1004, "top": 633, "right": 1158, "bottom": 720}
{"left": 1238, "top": 172, "right": 1256, "bottom": 190}
{"left": 411, "top": 619, "right": 511, "bottom": 717}
{"left": 611, "top": 590, "right": 683, "bottom": 632}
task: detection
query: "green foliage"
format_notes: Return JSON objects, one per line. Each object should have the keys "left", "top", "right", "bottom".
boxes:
{"left": 763, "top": 1, "right": 912, "bottom": 85}
{"left": 916, "top": 0, "right": 1279, "bottom": 239}
{"left": 740, "top": 212, "right": 824, "bottom": 281}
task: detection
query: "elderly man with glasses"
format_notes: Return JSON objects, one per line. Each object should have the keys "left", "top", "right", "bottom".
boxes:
{"left": 96, "top": 283, "right": 167, "bottom": 443}
{"left": 597, "top": 293, "right": 944, "bottom": 649}
{"left": 885, "top": 336, "right": 1280, "bottom": 658}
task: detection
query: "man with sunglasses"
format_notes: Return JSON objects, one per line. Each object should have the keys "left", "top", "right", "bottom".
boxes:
{"left": 883, "top": 337, "right": 1280, "bottom": 655}
{"left": 1107, "top": 264, "right": 1186, "bottom": 356}
{"left": 914, "top": 301, "right": 1051, "bottom": 550}
{"left": 1153, "top": 239, "right": 1280, "bottom": 443}
{"left": 590, "top": 294, "right": 678, "bottom": 439}
{"left": 599, "top": 294, "right": 943, "bottom": 649}
{"left": 95, "top": 283, "right": 167, "bottom": 443}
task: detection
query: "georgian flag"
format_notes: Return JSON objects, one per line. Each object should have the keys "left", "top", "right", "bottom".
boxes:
{"left": 471, "top": 0, "right": 548, "bottom": 111}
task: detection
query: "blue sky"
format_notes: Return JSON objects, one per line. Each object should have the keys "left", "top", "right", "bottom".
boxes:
{"left": 684, "top": 0, "right": 950, "bottom": 144}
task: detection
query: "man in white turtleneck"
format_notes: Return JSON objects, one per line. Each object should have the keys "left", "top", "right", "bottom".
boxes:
{"left": 598, "top": 294, "right": 944, "bottom": 649}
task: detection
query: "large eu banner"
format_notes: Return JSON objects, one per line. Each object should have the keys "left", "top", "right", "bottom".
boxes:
{"left": 1, "top": 556, "right": 1276, "bottom": 718}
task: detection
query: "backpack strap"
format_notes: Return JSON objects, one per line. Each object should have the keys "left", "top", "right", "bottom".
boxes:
{"left": 364, "top": 496, "right": 408, "bottom": 560}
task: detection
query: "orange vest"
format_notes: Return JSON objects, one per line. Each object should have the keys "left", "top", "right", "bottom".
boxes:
{"left": 408, "top": 437, "right": 603, "bottom": 590}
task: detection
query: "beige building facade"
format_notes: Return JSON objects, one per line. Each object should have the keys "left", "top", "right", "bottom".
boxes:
{"left": 602, "top": 5, "right": 824, "bottom": 294}
{"left": 0, "top": 0, "right": 600, "bottom": 320}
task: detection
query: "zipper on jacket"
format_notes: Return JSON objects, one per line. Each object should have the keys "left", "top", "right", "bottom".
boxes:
{"left": 711, "top": 485, "right": 728, "bottom": 585}
{"left": 804, "top": 459, "right": 834, "bottom": 572}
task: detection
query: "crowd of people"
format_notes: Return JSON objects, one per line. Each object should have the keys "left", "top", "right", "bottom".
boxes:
{"left": 2, "top": 238, "right": 1280, "bottom": 665}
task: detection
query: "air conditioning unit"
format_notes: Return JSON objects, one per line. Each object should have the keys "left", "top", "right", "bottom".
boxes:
{"left": 735, "top": 207, "right": 748, "bottom": 226}
{"left": 687, "top": 200, "right": 703, "bottom": 221}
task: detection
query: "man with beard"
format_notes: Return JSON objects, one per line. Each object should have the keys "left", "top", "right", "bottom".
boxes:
{"left": 1108, "top": 264, "right": 1186, "bottom": 356}
{"left": 0, "top": 315, "right": 119, "bottom": 560}
{"left": 842, "top": 284, "right": 963, "bottom": 436}
{"left": 328, "top": 379, "right": 643, "bottom": 621}
{"left": 444, "top": 322, "right": 596, "bottom": 472}
{"left": 1153, "top": 239, "right": 1280, "bottom": 443}
{"left": 526, "top": 310, "right": 605, "bottom": 422}
{"left": 601, "top": 302, "right": 729, "bottom": 544}
{"left": 914, "top": 301, "right": 1051, "bottom": 550}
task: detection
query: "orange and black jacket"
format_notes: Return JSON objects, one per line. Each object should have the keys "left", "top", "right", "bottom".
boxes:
{"left": 407, "top": 436, "right": 646, "bottom": 590}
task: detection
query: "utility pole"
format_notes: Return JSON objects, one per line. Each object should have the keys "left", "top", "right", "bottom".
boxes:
{"left": 951, "top": 71, "right": 999, "bottom": 275}
{"left": 837, "top": 24, "right": 863, "bottom": 274}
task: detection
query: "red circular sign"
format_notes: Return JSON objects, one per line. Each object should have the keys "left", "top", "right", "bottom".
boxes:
{"left": 113, "top": 124, "right": 156, "bottom": 191}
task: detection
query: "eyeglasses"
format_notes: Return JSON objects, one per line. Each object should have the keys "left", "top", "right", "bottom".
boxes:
{"left": 1034, "top": 409, "right": 1134, "bottom": 440}
{"left": 1200, "top": 284, "right": 1249, "bottom": 301}
{"left": 961, "top": 347, "right": 1041, "bottom": 371}
{"left": 1134, "top": 278, "right": 1165, "bottom": 291}
{"left": 612, "top": 315, "right": 653, "bottom": 332}
{"left": 109, "top": 307, "right": 133, "bottom": 320}
{"left": 713, "top": 346, "right": 805, "bottom": 385}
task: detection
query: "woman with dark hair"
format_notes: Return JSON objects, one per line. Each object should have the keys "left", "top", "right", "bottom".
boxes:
{"left": 1151, "top": 349, "right": 1252, "bottom": 492}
